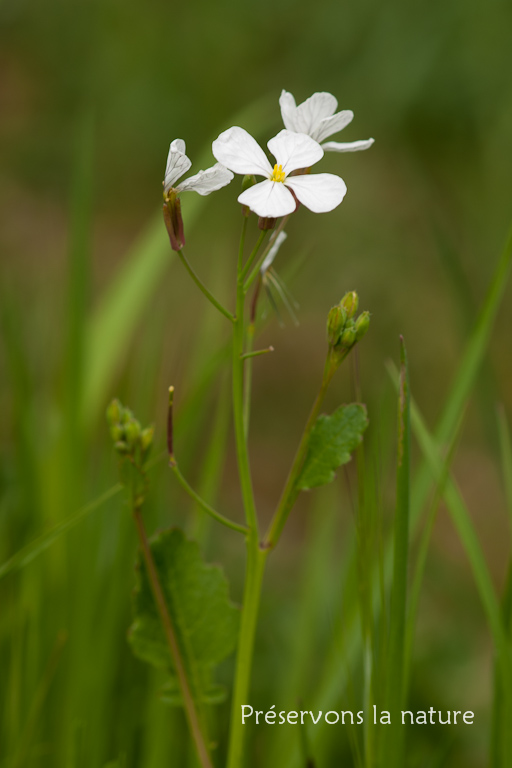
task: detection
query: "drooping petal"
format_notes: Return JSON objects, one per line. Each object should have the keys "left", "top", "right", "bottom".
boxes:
{"left": 171, "top": 139, "right": 186, "bottom": 155}
{"left": 267, "top": 130, "right": 323, "bottom": 174}
{"left": 176, "top": 163, "right": 234, "bottom": 195}
{"left": 285, "top": 173, "right": 347, "bottom": 213}
{"left": 288, "top": 92, "right": 338, "bottom": 136}
{"left": 238, "top": 179, "right": 296, "bottom": 218}
{"left": 310, "top": 110, "right": 354, "bottom": 143}
{"left": 279, "top": 90, "right": 299, "bottom": 131}
{"left": 261, "top": 231, "right": 288, "bottom": 273}
{"left": 321, "top": 138, "right": 375, "bottom": 153}
{"left": 164, "top": 139, "right": 192, "bottom": 192}
{"left": 212, "top": 127, "right": 273, "bottom": 177}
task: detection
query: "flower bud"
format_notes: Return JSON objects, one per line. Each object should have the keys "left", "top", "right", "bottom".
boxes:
{"left": 140, "top": 426, "right": 154, "bottom": 453}
{"left": 355, "top": 311, "right": 370, "bottom": 341}
{"left": 327, "top": 305, "right": 347, "bottom": 346}
{"left": 106, "top": 399, "right": 122, "bottom": 427}
{"left": 124, "top": 418, "right": 141, "bottom": 449}
{"left": 242, "top": 174, "right": 257, "bottom": 192}
{"left": 340, "top": 291, "right": 359, "bottom": 319}
{"left": 340, "top": 324, "right": 356, "bottom": 348}
{"left": 109, "top": 424, "right": 124, "bottom": 443}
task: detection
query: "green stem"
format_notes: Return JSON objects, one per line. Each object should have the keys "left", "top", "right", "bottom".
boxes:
{"left": 226, "top": 223, "right": 268, "bottom": 768}
{"left": 170, "top": 460, "right": 248, "bottom": 535}
{"left": 240, "top": 231, "right": 267, "bottom": 282}
{"left": 243, "top": 322, "right": 255, "bottom": 440}
{"left": 227, "top": 538, "right": 267, "bottom": 768}
{"left": 241, "top": 345, "right": 273, "bottom": 361}
{"left": 177, "top": 249, "right": 235, "bottom": 322}
{"left": 133, "top": 507, "right": 213, "bottom": 768}
{"left": 244, "top": 215, "right": 289, "bottom": 292}
{"left": 264, "top": 354, "right": 337, "bottom": 549}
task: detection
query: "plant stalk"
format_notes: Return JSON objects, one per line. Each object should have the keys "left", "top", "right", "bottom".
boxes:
{"left": 133, "top": 507, "right": 213, "bottom": 768}
{"left": 226, "top": 226, "right": 268, "bottom": 768}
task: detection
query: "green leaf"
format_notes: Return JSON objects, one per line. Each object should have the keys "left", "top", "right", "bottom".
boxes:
{"left": 296, "top": 404, "right": 368, "bottom": 490}
{"left": 129, "top": 528, "right": 239, "bottom": 705}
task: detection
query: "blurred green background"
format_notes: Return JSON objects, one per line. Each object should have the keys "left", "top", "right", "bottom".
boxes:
{"left": 1, "top": 0, "right": 512, "bottom": 766}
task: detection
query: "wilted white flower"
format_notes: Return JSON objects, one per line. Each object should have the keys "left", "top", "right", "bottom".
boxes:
{"left": 279, "top": 90, "right": 374, "bottom": 153}
{"left": 163, "top": 139, "right": 233, "bottom": 196}
{"left": 162, "top": 139, "right": 233, "bottom": 251}
{"left": 212, "top": 127, "right": 346, "bottom": 218}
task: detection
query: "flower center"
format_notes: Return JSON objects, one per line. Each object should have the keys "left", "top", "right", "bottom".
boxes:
{"left": 270, "top": 163, "right": 286, "bottom": 183}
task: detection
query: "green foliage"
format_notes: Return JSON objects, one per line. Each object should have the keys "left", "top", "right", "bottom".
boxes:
{"left": 129, "top": 528, "right": 239, "bottom": 705}
{"left": 297, "top": 404, "right": 368, "bottom": 490}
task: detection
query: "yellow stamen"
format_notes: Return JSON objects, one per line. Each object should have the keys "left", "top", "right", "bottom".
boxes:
{"left": 270, "top": 163, "right": 286, "bottom": 183}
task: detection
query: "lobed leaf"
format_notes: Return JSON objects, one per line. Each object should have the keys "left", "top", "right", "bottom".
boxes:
{"left": 129, "top": 528, "right": 239, "bottom": 705}
{"left": 296, "top": 403, "right": 368, "bottom": 490}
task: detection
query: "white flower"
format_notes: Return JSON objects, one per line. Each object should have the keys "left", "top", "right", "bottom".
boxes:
{"left": 212, "top": 127, "right": 347, "bottom": 218}
{"left": 164, "top": 139, "right": 233, "bottom": 196}
{"left": 279, "top": 90, "right": 374, "bottom": 153}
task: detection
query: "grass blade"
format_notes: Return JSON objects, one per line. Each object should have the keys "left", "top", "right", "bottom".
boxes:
{"left": 381, "top": 338, "right": 410, "bottom": 767}
{"left": 412, "top": 224, "right": 512, "bottom": 520}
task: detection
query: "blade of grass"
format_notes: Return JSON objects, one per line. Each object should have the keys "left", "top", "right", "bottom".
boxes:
{"left": 409, "top": 395, "right": 512, "bottom": 765}
{"left": 403, "top": 407, "right": 465, "bottom": 696}
{"left": 0, "top": 484, "right": 122, "bottom": 580}
{"left": 380, "top": 338, "right": 410, "bottom": 768}
{"left": 490, "top": 407, "right": 512, "bottom": 767}
{"left": 66, "top": 108, "right": 95, "bottom": 438}
{"left": 412, "top": 224, "right": 512, "bottom": 520}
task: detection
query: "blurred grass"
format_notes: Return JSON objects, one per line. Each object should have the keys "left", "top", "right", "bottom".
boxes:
{"left": 1, "top": 0, "right": 512, "bottom": 766}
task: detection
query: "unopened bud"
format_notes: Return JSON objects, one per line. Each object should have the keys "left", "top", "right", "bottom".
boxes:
{"left": 109, "top": 424, "right": 124, "bottom": 442}
{"left": 242, "top": 175, "right": 257, "bottom": 192}
{"left": 355, "top": 311, "right": 370, "bottom": 341}
{"left": 327, "top": 305, "right": 347, "bottom": 346}
{"left": 140, "top": 426, "right": 154, "bottom": 453}
{"left": 340, "top": 291, "right": 359, "bottom": 319}
{"left": 106, "top": 399, "right": 122, "bottom": 427}
{"left": 124, "top": 418, "right": 141, "bottom": 449}
{"left": 340, "top": 324, "right": 356, "bottom": 348}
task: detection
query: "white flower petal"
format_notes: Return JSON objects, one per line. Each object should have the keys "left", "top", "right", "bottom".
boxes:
{"left": 238, "top": 179, "right": 296, "bottom": 218}
{"left": 261, "top": 231, "right": 288, "bottom": 273}
{"left": 212, "top": 126, "right": 273, "bottom": 177}
{"left": 171, "top": 139, "right": 186, "bottom": 155}
{"left": 290, "top": 92, "right": 338, "bottom": 135}
{"left": 279, "top": 90, "right": 299, "bottom": 131}
{"left": 311, "top": 110, "right": 354, "bottom": 143}
{"left": 285, "top": 173, "right": 347, "bottom": 213}
{"left": 321, "top": 138, "right": 375, "bottom": 153}
{"left": 267, "top": 130, "right": 323, "bottom": 174}
{"left": 164, "top": 139, "right": 192, "bottom": 191}
{"left": 176, "top": 163, "right": 234, "bottom": 195}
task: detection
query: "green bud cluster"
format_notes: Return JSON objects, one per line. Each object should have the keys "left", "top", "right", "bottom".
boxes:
{"left": 326, "top": 292, "right": 371, "bottom": 361}
{"left": 106, "top": 399, "right": 154, "bottom": 463}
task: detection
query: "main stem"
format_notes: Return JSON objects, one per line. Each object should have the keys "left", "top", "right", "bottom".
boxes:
{"left": 227, "top": 226, "right": 267, "bottom": 768}
{"left": 133, "top": 507, "right": 213, "bottom": 768}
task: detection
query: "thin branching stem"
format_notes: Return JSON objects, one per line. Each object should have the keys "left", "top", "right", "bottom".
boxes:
{"left": 177, "top": 249, "right": 235, "bottom": 322}
{"left": 170, "top": 460, "right": 248, "bottom": 535}
{"left": 133, "top": 506, "right": 213, "bottom": 768}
